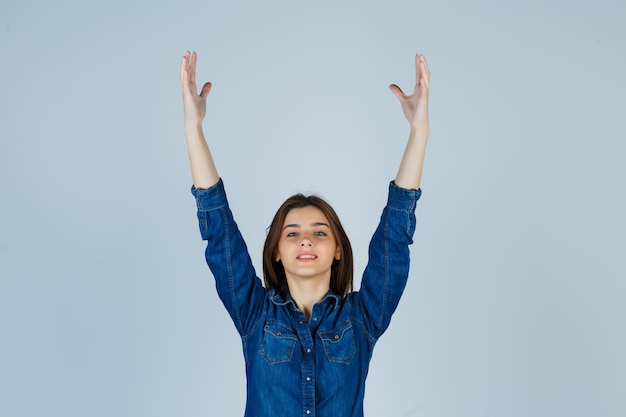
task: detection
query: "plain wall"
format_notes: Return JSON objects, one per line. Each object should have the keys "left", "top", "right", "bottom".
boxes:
{"left": 1, "top": 0, "right": 625, "bottom": 416}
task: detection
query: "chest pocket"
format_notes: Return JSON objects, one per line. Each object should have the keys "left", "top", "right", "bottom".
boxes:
{"left": 259, "top": 322, "right": 298, "bottom": 365}
{"left": 318, "top": 320, "right": 356, "bottom": 364}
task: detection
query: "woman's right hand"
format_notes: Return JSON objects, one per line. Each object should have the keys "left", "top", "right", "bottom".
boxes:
{"left": 180, "top": 51, "right": 212, "bottom": 127}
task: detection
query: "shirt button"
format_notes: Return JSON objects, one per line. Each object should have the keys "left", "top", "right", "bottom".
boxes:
{"left": 306, "top": 410, "right": 312, "bottom": 415}
{"left": 334, "top": 335, "right": 339, "bottom": 340}
{"left": 313, "top": 317, "right": 318, "bottom": 321}
{"left": 306, "top": 376, "right": 311, "bottom": 381}
{"left": 299, "top": 321, "right": 304, "bottom": 325}
{"left": 306, "top": 348, "right": 311, "bottom": 353}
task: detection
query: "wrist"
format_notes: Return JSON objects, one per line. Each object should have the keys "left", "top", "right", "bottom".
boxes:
{"left": 184, "top": 120, "right": 204, "bottom": 134}
{"left": 409, "top": 126, "right": 429, "bottom": 142}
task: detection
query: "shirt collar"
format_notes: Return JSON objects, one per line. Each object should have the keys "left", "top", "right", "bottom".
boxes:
{"left": 270, "top": 288, "right": 341, "bottom": 311}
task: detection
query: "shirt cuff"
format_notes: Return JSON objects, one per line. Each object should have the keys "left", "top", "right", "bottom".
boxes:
{"left": 191, "top": 178, "right": 228, "bottom": 211}
{"left": 388, "top": 181, "right": 421, "bottom": 212}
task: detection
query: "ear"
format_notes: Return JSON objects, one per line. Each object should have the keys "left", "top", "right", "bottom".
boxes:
{"left": 275, "top": 252, "right": 281, "bottom": 262}
{"left": 335, "top": 247, "right": 341, "bottom": 261}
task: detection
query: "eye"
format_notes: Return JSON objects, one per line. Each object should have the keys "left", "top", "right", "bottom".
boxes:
{"left": 286, "top": 231, "right": 298, "bottom": 238}
{"left": 314, "top": 231, "right": 327, "bottom": 237}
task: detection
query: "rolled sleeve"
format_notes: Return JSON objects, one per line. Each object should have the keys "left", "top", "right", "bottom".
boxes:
{"left": 387, "top": 181, "right": 421, "bottom": 212}
{"left": 191, "top": 178, "right": 228, "bottom": 210}
{"left": 191, "top": 179, "right": 228, "bottom": 240}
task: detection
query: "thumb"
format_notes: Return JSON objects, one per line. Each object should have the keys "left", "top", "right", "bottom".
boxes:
{"left": 200, "top": 82, "right": 212, "bottom": 98}
{"left": 388, "top": 84, "right": 405, "bottom": 100}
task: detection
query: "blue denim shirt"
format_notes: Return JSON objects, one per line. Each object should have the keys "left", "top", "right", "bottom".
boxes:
{"left": 192, "top": 179, "right": 420, "bottom": 417}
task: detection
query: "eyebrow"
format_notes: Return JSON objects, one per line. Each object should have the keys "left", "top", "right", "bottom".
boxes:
{"left": 283, "top": 222, "right": 330, "bottom": 230}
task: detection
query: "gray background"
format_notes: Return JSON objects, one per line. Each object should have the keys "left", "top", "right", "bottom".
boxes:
{"left": 1, "top": 0, "right": 625, "bottom": 416}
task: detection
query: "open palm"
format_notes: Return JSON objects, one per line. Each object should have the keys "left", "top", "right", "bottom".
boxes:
{"left": 389, "top": 54, "right": 430, "bottom": 133}
{"left": 180, "top": 51, "right": 212, "bottom": 126}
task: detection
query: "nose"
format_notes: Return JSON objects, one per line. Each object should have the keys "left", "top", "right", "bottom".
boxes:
{"left": 300, "top": 237, "right": 313, "bottom": 247}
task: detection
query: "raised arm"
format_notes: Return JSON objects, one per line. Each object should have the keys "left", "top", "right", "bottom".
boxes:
{"left": 180, "top": 51, "right": 219, "bottom": 189}
{"left": 389, "top": 54, "right": 431, "bottom": 190}
{"left": 351, "top": 55, "right": 430, "bottom": 337}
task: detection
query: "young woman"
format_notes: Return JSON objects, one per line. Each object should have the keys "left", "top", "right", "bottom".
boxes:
{"left": 181, "top": 51, "right": 430, "bottom": 417}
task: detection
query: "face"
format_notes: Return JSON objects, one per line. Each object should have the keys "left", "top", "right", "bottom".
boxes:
{"left": 276, "top": 206, "right": 342, "bottom": 287}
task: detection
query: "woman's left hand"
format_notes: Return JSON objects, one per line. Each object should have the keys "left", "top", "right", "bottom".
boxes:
{"left": 389, "top": 54, "right": 430, "bottom": 133}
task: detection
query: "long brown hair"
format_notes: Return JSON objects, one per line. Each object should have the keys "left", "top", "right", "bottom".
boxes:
{"left": 263, "top": 194, "right": 353, "bottom": 298}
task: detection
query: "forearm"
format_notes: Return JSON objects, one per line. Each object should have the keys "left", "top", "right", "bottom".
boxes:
{"left": 394, "top": 127, "right": 429, "bottom": 190}
{"left": 185, "top": 122, "right": 219, "bottom": 189}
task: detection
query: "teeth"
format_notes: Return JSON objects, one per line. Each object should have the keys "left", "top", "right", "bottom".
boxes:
{"left": 298, "top": 255, "right": 316, "bottom": 259}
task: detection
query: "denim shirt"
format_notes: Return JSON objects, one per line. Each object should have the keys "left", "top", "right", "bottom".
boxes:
{"left": 192, "top": 179, "right": 420, "bottom": 417}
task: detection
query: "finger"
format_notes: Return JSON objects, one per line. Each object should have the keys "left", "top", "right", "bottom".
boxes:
{"left": 420, "top": 61, "right": 430, "bottom": 90}
{"left": 200, "top": 82, "right": 212, "bottom": 98}
{"left": 389, "top": 84, "right": 407, "bottom": 100}
{"left": 420, "top": 65, "right": 430, "bottom": 90}
{"left": 189, "top": 51, "right": 198, "bottom": 84}
{"left": 180, "top": 51, "right": 190, "bottom": 85}
{"left": 414, "top": 54, "right": 422, "bottom": 86}
{"left": 420, "top": 56, "right": 430, "bottom": 88}
{"left": 421, "top": 55, "right": 430, "bottom": 78}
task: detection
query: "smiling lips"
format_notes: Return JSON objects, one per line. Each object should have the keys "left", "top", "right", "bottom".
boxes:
{"left": 296, "top": 253, "right": 317, "bottom": 261}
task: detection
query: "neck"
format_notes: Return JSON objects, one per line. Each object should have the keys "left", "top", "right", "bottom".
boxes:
{"left": 286, "top": 279, "right": 330, "bottom": 320}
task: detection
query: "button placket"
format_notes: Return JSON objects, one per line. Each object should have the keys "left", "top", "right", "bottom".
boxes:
{"left": 294, "top": 310, "right": 315, "bottom": 417}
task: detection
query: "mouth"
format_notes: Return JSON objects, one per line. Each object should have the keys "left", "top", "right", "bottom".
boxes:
{"left": 296, "top": 254, "right": 317, "bottom": 260}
